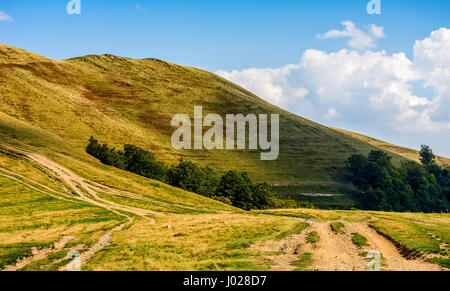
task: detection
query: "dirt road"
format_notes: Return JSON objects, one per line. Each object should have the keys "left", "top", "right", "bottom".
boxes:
{"left": 252, "top": 221, "right": 445, "bottom": 271}
{"left": 0, "top": 144, "right": 163, "bottom": 271}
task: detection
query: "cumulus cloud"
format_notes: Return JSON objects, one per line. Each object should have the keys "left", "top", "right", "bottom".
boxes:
{"left": 413, "top": 28, "right": 450, "bottom": 123}
{"left": 216, "top": 27, "right": 450, "bottom": 137}
{"left": 317, "top": 21, "right": 385, "bottom": 49}
{"left": 136, "top": 3, "right": 148, "bottom": 13}
{"left": 216, "top": 65, "right": 308, "bottom": 107}
{"left": 0, "top": 11, "right": 13, "bottom": 22}
{"left": 324, "top": 108, "right": 342, "bottom": 120}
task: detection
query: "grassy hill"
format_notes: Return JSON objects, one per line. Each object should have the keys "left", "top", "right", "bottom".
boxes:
{"left": 334, "top": 128, "right": 450, "bottom": 167}
{"left": 0, "top": 44, "right": 448, "bottom": 271}
{"left": 0, "top": 43, "right": 415, "bottom": 195}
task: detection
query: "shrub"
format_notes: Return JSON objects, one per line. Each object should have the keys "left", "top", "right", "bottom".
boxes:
{"left": 87, "top": 137, "right": 276, "bottom": 211}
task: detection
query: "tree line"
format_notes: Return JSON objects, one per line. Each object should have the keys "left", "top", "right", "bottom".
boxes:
{"left": 86, "top": 137, "right": 278, "bottom": 210}
{"left": 346, "top": 146, "right": 450, "bottom": 213}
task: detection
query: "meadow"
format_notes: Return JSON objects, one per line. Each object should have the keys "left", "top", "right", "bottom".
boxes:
{"left": 0, "top": 44, "right": 448, "bottom": 271}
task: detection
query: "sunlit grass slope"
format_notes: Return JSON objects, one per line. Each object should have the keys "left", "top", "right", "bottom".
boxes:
{"left": 0, "top": 162, "right": 125, "bottom": 270}
{"left": 334, "top": 128, "right": 450, "bottom": 167}
{"left": 0, "top": 137, "right": 238, "bottom": 217}
{"left": 82, "top": 209, "right": 449, "bottom": 271}
{"left": 0, "top": 44, "right": 415, "bottom": 193}
{"left": 0, "top": 147, "right": 237, "bottom": 270}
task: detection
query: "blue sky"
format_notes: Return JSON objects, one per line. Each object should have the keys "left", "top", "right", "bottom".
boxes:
{"left": 0, "top": 0, "right": 448, "bottom": 70}
{"left": 1, "top": 0, "right": 450, "bottom": 156}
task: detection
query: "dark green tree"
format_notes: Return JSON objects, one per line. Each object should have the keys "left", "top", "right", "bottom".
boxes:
{"left": 368, "top": 150, "right": 392, "bottom": 169}
{"left": 123, "top": 145, "right": 167, "bottom": 181}
{"left": 346, "top": 149, "right": 448, "bottom": 213}
{"left": 167, "top": 159, "right": 204, "bottom": 194}
{"left": 252, "top": 183, "right": 276, "bottom": 209}
{"left": 216, "top": 171, "right": 254, "bottom": 210}
{"left": 420, "top": 145, "right": 436, "bottom": 166}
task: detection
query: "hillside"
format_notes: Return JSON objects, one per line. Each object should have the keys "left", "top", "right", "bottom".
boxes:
{"left": 334, "top": 128, "right": 450, "bottom": 167}
{"left": 0, "top": 44, "right": 448, "bottom": 272}
{"left": 0, "top": 44, "right": 417, "bottom": 195}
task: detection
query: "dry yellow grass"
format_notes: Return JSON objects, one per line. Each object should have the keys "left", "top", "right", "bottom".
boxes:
{"left": 83, "top": 213, "right": 300, "bottom": 271}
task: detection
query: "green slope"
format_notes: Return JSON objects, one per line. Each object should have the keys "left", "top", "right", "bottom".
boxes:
{"left": 0, "top": 44, "right": 412, "bottom": 193}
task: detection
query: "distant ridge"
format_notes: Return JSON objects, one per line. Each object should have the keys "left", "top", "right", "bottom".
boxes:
{"left": 334, "top": 128, "right": 450, "bottom": 167}
{"left": 1, "top": 43, "right": 444, "bottom": 195}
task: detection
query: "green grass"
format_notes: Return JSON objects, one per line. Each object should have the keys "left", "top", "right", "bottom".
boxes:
{"left": 255, "top": 208, "right": 374, "bottom": 222}
{"left": 330, "top": 222, "right": 346, "bottom": 234}
{"left": 426, "top": 258, "right": 450, "bottom": 269}
{"left": 0, "top": 145, "right": 239, "bottom": 216}
{"left": 369, "top": 213, "right": 450, "bottom": 255}
{"left": 17, "top": 258, "right": 54, "bottom": 271}
{"left": 0, "top": 173, "right": 125, "bottom": 270}
{"left": 274, "top": 222, "right": 310, "bottom": 240}
{"left": 0, "top": 242, "right": 52, "bottom": 270}
{"left": 48, "top": 250, "right": 69, "bottom": 261}
{"left": 351, "top": 233, "right": 368, "bottom": 247}
{"left": 17, "top": 251, "right": 73, "bottom": 271}
{"left": 0, "top": 177, "right": 125, "bottom": 232}
{"left": 291, "top": 253, "right": 313, "bottom": 271}
{"left": 306, "top": 232, "right": 320, "bottom": 243}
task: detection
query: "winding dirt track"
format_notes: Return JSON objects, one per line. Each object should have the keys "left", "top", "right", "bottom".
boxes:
{"left": 2, "top": 145, "right": 162, "bottom": 219}
{"left": 344, "top": 223, "right": 443, "bottom": 271}
{"left": 252, "top": 221, "right": 446, "bottom": 271}
{"left": 0, "top": 144, "right": 164, "bottom": 271}
{"left": 3, "top": 236, "right": 75, "bottom": 271}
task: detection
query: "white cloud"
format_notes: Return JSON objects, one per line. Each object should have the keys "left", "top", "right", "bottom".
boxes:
{"left": 0, "top": 11, "right": 13, "bottom": 22}
{"left": 136, "top": 3, "right": 148, "bottom": 13}
{"left": 324, "top": 108, "right": 341, "bottom": 119}
{"left": 369, "top": 24, "right": 386, "bottom": 39}
{"left": 216, "top": 27, "right": 450, "bottom": 138}
{"left": 413, "top": 28, "right": 450, "bottom": 123}
{"left": 216, "top": 65, "right": 307, "bottom": 107}
{"left": 317, "top": 21, "right": 385, "bottom": 49}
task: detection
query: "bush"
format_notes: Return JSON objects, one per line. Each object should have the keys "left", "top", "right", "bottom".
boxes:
{"left": 86, "top": 137, "right": 276, "bottom": 211}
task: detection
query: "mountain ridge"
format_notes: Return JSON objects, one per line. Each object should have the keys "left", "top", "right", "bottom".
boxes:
{"left": 1, "top": 43, "right": 444, "bottom": 194}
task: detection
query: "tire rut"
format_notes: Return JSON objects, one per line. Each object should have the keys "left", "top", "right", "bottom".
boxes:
{"left": 0, "top": 144, "right": 166, "bottom": 271}
{"left": 252, "top": 220, "right": 448, "bottom": 271}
